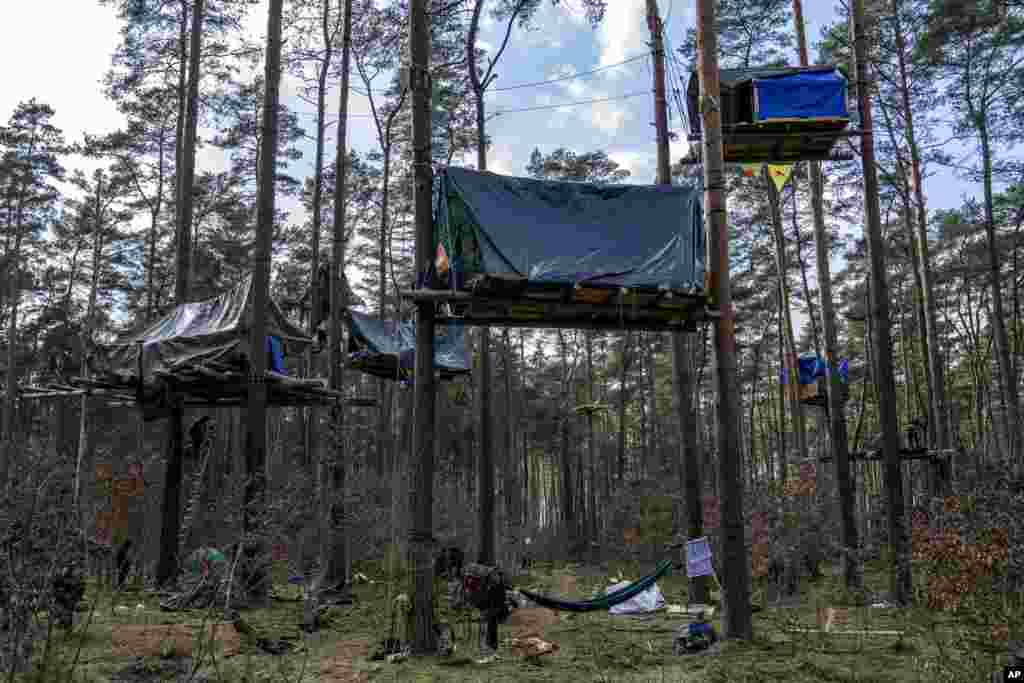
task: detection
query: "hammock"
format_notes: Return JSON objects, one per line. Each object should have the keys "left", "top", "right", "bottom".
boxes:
{"left": 518, "top": 559, "right": 674, "bottom": 613}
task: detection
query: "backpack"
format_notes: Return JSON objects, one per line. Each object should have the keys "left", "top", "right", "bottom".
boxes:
{"left": 461, "top": 563, "right": 508, "bottom": 613}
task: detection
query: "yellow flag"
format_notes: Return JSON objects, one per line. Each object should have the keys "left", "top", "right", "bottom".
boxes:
{"left": 767, "top": 164, "right": 793, "bottom": 192}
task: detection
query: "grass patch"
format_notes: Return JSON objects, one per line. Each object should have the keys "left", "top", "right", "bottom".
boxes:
{"left": 4, "top": 559, "right": 1012, "bottom": 682}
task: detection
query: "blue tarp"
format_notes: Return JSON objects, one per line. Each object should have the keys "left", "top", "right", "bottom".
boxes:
{"left": 346, "top": 310, "right": 470, "bottom": 382}
{"left": 433, "top": 167, "right": 705, "bottom": 293}
{"left": 781, "top": 354, "right": 849, "bottom": 385}
{"left": 754, "top": 69, "right": 848, "bottom": 122}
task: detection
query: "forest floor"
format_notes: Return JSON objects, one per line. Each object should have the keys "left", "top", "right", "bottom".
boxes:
{"left": 23, "top": 558, "right": 1007, "bottom": 682}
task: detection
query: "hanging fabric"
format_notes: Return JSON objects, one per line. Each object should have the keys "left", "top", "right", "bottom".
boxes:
{"left": 767, "top": 164, "right": 794, "bottom": 192}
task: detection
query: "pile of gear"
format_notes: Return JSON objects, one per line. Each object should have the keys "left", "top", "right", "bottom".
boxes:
{"left": 159, "top": 544, "right": 270, "bottom": 612}
{"left": 673, "top": 612, "right": 718, "bottom": 655}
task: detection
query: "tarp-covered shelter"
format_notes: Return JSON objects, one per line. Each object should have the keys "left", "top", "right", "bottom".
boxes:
{"left": 686, "top": 66, "right": 853, "bottom": 163}
{"left": 81, "top": 274, "right": 345, "bottom": 418}
{"left": 408, "top": 167, "right": 707, "bottom": 331}
{"left": 346, "top": 310, "right": 469, "bottom": 381}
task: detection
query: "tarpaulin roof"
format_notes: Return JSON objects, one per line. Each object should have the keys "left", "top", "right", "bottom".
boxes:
{"left": 434, "top": 167, "right": 705, "bottom": 293}
{"left": 347, "top": 309, "right": 469, "bottom": 381}
{"left": 101, "top": 274, "right": 310, "bottom": 382}
{"left": 716, "top": 65, "right": 839, "bottom": 90}
{"left": 753, "top": 69, "right": 848, "bottom": 121}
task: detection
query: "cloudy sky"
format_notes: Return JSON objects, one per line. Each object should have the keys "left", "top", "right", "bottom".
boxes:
{"left": 0, "top": 0, "right": 987, "bottom": 218}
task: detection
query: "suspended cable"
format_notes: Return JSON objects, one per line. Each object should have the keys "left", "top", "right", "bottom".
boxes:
{"left": 490, "top": 54, "right": 649, "bottom": 92}
{"left": 491, "top": 91, "right": 648, "bottom": 115}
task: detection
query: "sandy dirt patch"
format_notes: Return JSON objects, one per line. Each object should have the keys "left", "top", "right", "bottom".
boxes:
{"left": 318, "top": 637, "right": 372, "bottom": 683}
{"left": 111, "top": 622, "right": 243, "bottom": 658}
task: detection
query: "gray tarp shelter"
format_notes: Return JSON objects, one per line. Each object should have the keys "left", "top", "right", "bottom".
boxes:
{"left": 420, "top": 167, "right": 707, "bottom": 331}
{"left": 91, "top": 275, "right": 339, "bottom": 419}
{"left": 346, "top": 310, "right": 469, "bottom": 382}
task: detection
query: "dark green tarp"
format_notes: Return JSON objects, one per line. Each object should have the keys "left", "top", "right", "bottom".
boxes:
{"left": 432, "top": 168, "right": 705, "bottom": 294}
{"left": 347, "top": 310, "right": 469, "bottom": 382}
{"left": 99, "top": 274, "right": 310, "bottom": 383}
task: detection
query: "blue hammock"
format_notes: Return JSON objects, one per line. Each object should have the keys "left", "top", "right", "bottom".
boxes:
{"left": 518, "top": 559, "right": 674, "bottom": 613}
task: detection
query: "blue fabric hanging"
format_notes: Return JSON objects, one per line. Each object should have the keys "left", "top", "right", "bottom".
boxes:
{"left": 266, "top": 335, "right": 285, "bottom": 374}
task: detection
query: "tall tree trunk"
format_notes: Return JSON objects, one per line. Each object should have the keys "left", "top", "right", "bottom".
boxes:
{"left": 408, "top": 0, "right": 437, "bottom": 652}
{"left": 697, "top": 0, "right": 752, "bottom": 638}
{"left": 157, "top": 0, "right": 204, "bottom": 586}
{"left": 767, "top": 177, "right": 808, "bottom": 477}
{"left": 645, "top": 0, "right": 675, "bottom": 484}
{"left": 790, "top": 187, "right": 820, "bottom": 354}
{"left": 558, "top": 331, "right": 574, "bottom": 534}
{"left": 503, "top": 328, "right": 520, "bottom": 568}
{"left": 585, "top": 333, "right": 596, "bottom": 546}
{"left": 305, "top": 0, "right": 336, "bottom": 473}
{"left": 852, "top": 0, "right": 911, "bottom": 605}
{"left": 616, "top": 333, "right": 631, "bottom": 480}
{"left": 977, "top": 124, "right": 1022, "bottom": 469}
{"left": 2, "top": 214, "right": 27, "bottom": 475}
{"left": 468, "top": 0, "right": 495, "bottom": 566}
{"left": 75, "top": 182, "right": 107, "bottom": 515}
{"left": 673, "top": 332, "right": 707, "bottom": 601}
{"left": 376, "top": 150, "right": 392, "bottom": 475}
{"left": 792, "top": 0, "right": 860, "bottom": 589}
{"left": 243, "top": 0, "right": 283, "bottom": 604}
{"left": 324, "top": 0, "right": 353, "bottom": 589}
{"left": 144, "top": 122, "right": 168, "bottom": 320}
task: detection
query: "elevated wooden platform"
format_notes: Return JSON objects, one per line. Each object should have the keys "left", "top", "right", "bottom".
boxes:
{"left": 400, "top": 283, "right": 713, "bottom": 332}
{"left": 684, "top": 123, "right": 861, "bottom": 164}
{"left": 18, "top": 362, "right": 377, "bottom": 411}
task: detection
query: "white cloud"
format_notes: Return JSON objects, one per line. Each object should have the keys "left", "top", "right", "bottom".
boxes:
{"left": 596, "top": 0, "right": 648, "bottom": 70}
{"left": 607, "top": 150, "right": 647, "bottom": 176}
{"left": 590, "top": 101, "right": 628, "bottom": 133}
{"left": 0, "top": 3, "right": 124, "bottom": 142}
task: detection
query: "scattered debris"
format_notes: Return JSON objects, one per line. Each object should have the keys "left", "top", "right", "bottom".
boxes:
{"left": 667, "top": 603, "right": 716, "bottom": 619}
{"left": 255, "top": 637, "right": 296, "bottom": 655}
{"left": 510, "top": 633, "right": 559, "bottom": 660}
{"left": 110, "top": 656, "right": 212, "bottom": 683}
{"left": 370, "top": 638, "right": 404, "bottom": 661}
{"left": 436, "top": 623, "right": 455, "bottom": 657}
